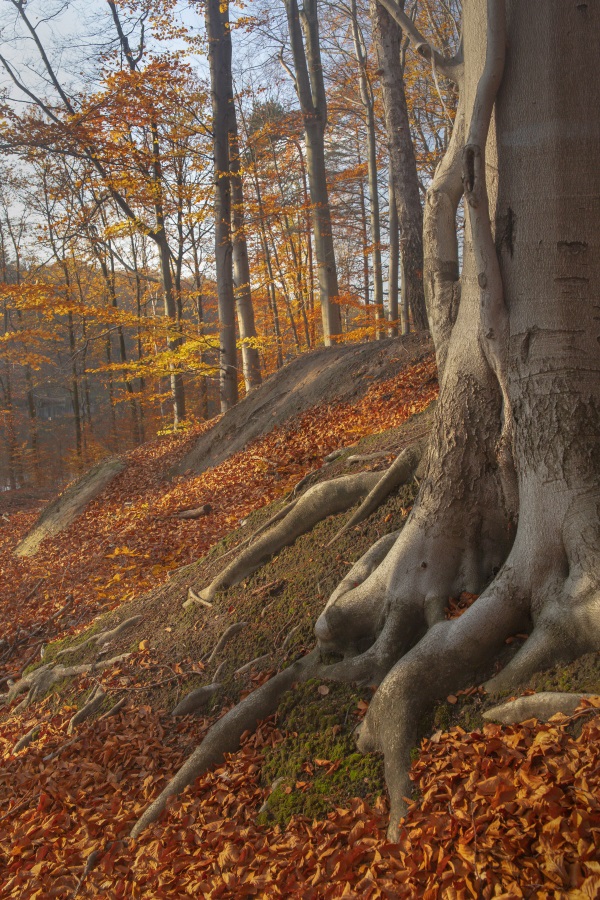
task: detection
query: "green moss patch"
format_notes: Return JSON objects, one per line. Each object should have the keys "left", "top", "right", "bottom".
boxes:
{"left": 418, "top": 650, "right": 600, "bottom": 748}
{"left": 258, "top": 680, "right": 384, "bottom": 827}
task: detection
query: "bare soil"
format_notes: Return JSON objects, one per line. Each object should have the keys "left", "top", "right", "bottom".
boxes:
{"left": 173, "top": 333, "right": 432, "bottom": 476}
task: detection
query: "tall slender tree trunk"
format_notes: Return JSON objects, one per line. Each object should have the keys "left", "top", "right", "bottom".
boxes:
{"left": 206, "top": 0, "right": 238, "bottom": 411}
{"left": 370, "top": 0, "right": 428, "bottom": 330}
{"left": 388, "top": 175, "right": 401, "bottom": 336}
{"left": 190, "top": 233, "right": 210, "bottom": 419}
{"left": 130, "top": 235, "right": 146, "bottom": 442}
{"left": 155, "top": 227, "right": 186, "bottom": 422}
{"left": 351, "top": 0, "right": 384, "bottom": 338}
{"left": 66, "top": 310, "right": 82, "bottom": 459}
{"left": 265, "top": 216, "right": 302, "bottom": 351}
{"left": 1, "top": 359, "right": 18, "bottom": 489}
{"left": 150, "top": 123, "right": 186, "bottom": 424}
{"left": 13, "top": 308, "right": 39, "bottom": 476}
{"left": 357, "top": 142, "right": 371, "bottom": 313}
{"left": 247, "top": 158, "right": 284, "bottom": 369}
{"left": 283, "top": 0, "right": 342, "bottom": 345}
{"left": 229, "top": 127, "right": 262, "bottom": 393}
{"left": 269, "top": 143, "right": 311, "bottom": 349}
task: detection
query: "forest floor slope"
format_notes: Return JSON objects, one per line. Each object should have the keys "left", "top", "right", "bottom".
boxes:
{"left": 0, "top": 339, "right": 599, "bottom": 898}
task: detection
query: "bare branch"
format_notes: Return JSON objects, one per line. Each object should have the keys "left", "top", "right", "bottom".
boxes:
{"left": 377, "top": 0, "right": 459, "bottom": 79}
{"left": 9, "top": 0, "right": 76, "bottom": 113}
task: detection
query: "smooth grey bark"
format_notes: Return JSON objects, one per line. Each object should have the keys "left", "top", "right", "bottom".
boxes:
{"left": 191, "top": 470, "right": 382, "bottom": 604}
{"left": 189, "top": 226, "right": 210, "bottom": 419}
{"left": 357, "top": 143, "right": 371, "bottom": 310}
{"left": 351, "top": 0, "right": 384, "bottom": 338}
{"left": 315, "top": 0, "right": 600, "bottom": 841}
{"left": 206, "top": 0, "right": 238, "bottom": 411}
{"left": 237, "top": 103, "right": 286, "bottom": 367}
{"left": 283, "top": 0, "right": 343, "bottom": 344}
{"left": 269, "top": 141, "right": 309, "bottom": 349}
{"left": 294, "top": 138, "right": 317, "bottom": 346}
{"left": 228, "top": 93, "right": 262, "bottom": 393}
{"left": 370, "top": 0, "right": 428, "bottom": 331}
{"left": 132, "top": 0, "right": 600, "bottom": 849}
{"left": 387, "top": 175, "right": 403, "bottom": 335}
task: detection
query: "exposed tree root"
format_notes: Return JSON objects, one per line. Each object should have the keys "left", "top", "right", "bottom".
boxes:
{"left": 328, "top": 444, "right": 422, "bottom": 546}
{"left": 205, "top": 622, "right": 248, "bottom": 665}
{"left": 234, "top": 654, "right": 271, "bottom": 677}
{"left": 345, "top": 450, "right": 396, "bottom": 464}
{"left": 130, "top": 649, "right": 321, "bottom": 839}
{"left": 0, "top": 653, "right": 131, "bottom": 712}
{"left": 175, "top": 504, "right": 213, "bottom": 520}
{"left": 72, "top": 847, "right": 102, "bottom": 899}
{"left": 171, "top": 683, "right": 222, "bottom": 717}
{"left": 282, "top": 624, "right": 302, "bottom": 650}
{"left": 212, "top": 661, "right": 227, "bottom": 683}
{"left": 352, "top": 571, "right": 529, "bottom": 839}
{"left": 99, "top": 697, "right": 127, "bottom": 720}
{"left": 67, "top": 685, "right": 106, "bottom": 734}
{"left": 55, "top": 615, "right": 144, "bottom": 659}
{"left": 12, "top": 724, "right": 41, "bottom": 754}
{"left": 188, "top": 471, "right": 384, "bottom": 605}
{"left": 186, "top": 588, "right": 212, "bottom": 609}
{"left": 483, "top": 692, "right": 597, "bottom": 725}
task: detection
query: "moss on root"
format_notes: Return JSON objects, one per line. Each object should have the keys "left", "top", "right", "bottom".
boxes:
{"left": 417, "top": 650, "right": 600, "bottom": 744}
{"left": 258, "top": 680, "right": 384, "bottom": 828}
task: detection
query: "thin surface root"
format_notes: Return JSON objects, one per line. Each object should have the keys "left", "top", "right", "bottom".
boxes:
{"left": 55, "top": 616, "right": 144, "bottom": 659}
{"left": 328, "top": 444, "right": 423, "bottom": 546}
{"left": 483, "top": 692, "right": 597, "bottom": 724}
{"left": 130, "top": 649, "right": 321, "bottom": 839}
{"left": 171, "top": 683, "right": 222, "bottom": 717}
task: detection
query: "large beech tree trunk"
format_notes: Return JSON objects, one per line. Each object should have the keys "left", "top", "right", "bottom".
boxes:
{"left": 131, "top": 0, "right": 600, "bottom": 847}
{"left": 283, "top": 0, "right": 343, "bottom": 345}
{"left": 314, "top": 0, "right": 600, "bottom": 839}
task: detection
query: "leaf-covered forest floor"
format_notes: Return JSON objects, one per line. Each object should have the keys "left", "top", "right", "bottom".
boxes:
{"left": 1, "top": 338, "right": 599, "bottom": 898}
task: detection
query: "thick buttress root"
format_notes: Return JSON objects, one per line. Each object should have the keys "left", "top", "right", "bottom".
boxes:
{"left": 187, "top": 448, "right": 421, "bottom": 607}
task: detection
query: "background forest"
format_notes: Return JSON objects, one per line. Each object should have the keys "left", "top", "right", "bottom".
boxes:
{"left": 0, "top": 0, "right": 458, "bottom": 489}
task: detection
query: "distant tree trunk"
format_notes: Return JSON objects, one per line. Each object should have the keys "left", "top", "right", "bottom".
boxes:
{"left": 388, "top": 175, "right": 401, "bottom": 336}
{"left": 129, "top": 234, "right": 146, "bottom": 442}
{"left": 283, "top": 0, "right": 342, "bottom": 345}
{"left": 357, "top": 141, "right": 371, "bottom": 312}
{"left": 206, "top": 0, "right": 238, "bottom": 411}
{"left": 246, "top": 158, "right": 284, "bottom": 369}
{"left": 190, "top": 229, "right": 210, "bottom": 419}
{"left": 269, "top": 142, "right": 311, "bottom": 349}
{"left": 229, "top": 126, "right": 262, "bottom": 393}
{"left": 150, "top": 122, "right": 186, "bottom": 424}
{"left": 264, "top": 215, "right": 302, "bottom": 352}
{"left": 293, "top": 137, "right": 317, "bottom": 345}
{"left": 1, "top": 359, "right": 18, "bottom": 489}
{"left": 351, "top": 0, "right": 384, "bottom": 338}
{"left": 66, "top": 310, "right": 82, "bottom": 459}
{"left": 370, "top": 0, "right": 428, "bottom": 330}
{"left": 205, "top": 0, "right": 261, "bottom": 401}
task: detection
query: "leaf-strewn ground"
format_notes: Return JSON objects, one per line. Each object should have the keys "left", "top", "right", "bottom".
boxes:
{"left": 1, "top": 342, "right": 599, "bottom": 898}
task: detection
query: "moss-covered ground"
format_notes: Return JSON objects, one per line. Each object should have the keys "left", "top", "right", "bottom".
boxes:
{"left": 258, "top": 680, "right": 384, "bottom": 827}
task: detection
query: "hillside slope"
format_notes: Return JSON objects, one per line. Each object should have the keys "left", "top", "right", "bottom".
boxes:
{"left": 1, "top": 341, "right": 599, "bottom": 899}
